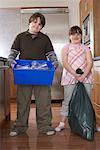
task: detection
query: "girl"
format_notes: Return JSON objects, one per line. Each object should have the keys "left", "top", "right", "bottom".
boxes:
{"left": 55, "top": 26, "right": 94, "bottom": 132}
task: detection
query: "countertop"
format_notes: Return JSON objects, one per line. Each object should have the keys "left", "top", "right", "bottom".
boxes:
{"left": 94, "top": 56, "right": 100, "bottom": 61}
{"left": 0, "top": 57, "right": 7, "bottom": 62}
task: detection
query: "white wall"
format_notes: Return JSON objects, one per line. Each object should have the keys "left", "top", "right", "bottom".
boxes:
{"left": 0, "top": 0, "right": 67, "bottom": 8}
{"left": 66, "top": 0, "right": 80, "bottom": 27}
{"left": 0, "top": 0, "right": 80, "bottom": 27}
{"left": 0, "top": 9, "right": 20, "bottom": 58}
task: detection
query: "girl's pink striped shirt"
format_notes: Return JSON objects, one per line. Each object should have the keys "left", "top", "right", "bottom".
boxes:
{"left": 61, "top": 43, "right": 93, "bottom": 85}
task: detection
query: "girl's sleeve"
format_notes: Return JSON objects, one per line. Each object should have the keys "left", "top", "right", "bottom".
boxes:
{"left": 82, "top": 44, "right": 91, "bottom": 51}
{"left": 62, "top": 43, "right": 69, "bottom": 54}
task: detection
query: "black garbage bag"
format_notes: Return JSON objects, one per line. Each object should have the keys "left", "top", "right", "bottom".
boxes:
{"left": 68, "top": 81, "right": 96, "bottom": 141}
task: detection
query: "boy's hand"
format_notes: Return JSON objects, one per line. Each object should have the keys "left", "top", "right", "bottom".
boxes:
{"left": 7, "top": 59, "right": 17, "bottom": 68}
{"left": 52, "top": 61, "right": 58, "bottom": 69}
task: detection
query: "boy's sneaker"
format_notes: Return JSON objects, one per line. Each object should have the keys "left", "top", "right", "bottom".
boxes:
{"left": 9, "top": 131, "right": 18, "bottom": 137}
{"left": 55, "top": 122, "right": 65, "bottom": 132}
{"left": 39, "top": 126, "right": 56, "bottom": 136}
{"left": 46, "top": 130, "right": 56, "bottom": 136}
{"left": 9, "top": 124, "right": 18, "bottom": 137}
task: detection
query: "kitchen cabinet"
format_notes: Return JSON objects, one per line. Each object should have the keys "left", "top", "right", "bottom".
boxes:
{"left": 0, "top": 58, "right": 10, "bottom": 123}
{"left": 79, "top": 0, "right": 100, "bottom": 120}
{"left": 0, "top": 60, "right": 5, "bottom": 122}
{"left": 92, "top": 60, "right": 100, "bottom": 120}
{"left": 79, "top": 0, "right": 100, "bottom": 57}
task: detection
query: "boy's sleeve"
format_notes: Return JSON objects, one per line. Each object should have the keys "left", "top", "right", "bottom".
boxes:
{"left": 46, "top": 51, "right": 58, "bottom": 69}
{"left": 7, "top": 35, "right": 20, "bottom": 65}
{"left": 45, "top": 36, "right": 58, "bottom": 69}
{"left": 8, "top": 49, "right": 19, "bottom": 65}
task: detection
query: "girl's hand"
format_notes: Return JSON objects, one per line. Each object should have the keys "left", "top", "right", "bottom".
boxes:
{"left": 77, "top": 74, "right": 86, "bottom": 82}
{"left": 74, "top": 73, "right": 81, "bottom": 80}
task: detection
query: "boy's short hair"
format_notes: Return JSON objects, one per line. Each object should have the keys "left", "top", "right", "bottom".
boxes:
{"left": 29, "top": 12, "right": 45, "bottom": 28}
{"left": 69, "top": 26, "right": 82, "bottom": 35}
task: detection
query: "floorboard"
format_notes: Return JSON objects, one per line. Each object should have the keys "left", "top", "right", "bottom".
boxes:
{"left": 0, "top": 103, "right": 100, "bottom": 150}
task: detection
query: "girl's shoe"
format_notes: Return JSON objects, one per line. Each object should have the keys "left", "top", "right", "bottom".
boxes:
{"left": 96, "top": 127, "right": 100, "bottom": 132}
{"left": 55, "top": 122, "right": 65, "bottom": 132}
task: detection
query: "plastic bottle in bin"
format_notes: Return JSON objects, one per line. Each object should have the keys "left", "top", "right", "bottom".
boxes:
{"left": 15, "top": 64, "right": 30, "bottom": 69}
{"left": 31, "top": 61, "right": 49, "bottom": 70}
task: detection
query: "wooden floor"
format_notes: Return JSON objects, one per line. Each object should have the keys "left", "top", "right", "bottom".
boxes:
{"left": 0, "top": 102, "right": 100, "bottom": 150}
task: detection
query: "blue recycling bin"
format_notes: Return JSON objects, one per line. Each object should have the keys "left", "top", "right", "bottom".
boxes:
{"left": 12, "top": 60, "right": 55, "bottom": 85}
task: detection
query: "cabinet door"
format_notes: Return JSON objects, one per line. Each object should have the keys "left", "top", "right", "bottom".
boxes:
{"left": 93, "top": 61, "right": 100, "bottom": 119}
{"left": 0, "top": 61, "right": 5, "bottom": 122}
{"left": 4, "top": 62, "right": 10, "bottom": 118}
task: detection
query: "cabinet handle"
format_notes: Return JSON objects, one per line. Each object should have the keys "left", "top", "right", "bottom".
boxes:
{"left": 94, "top": 82, "right": 100, "bottom": 84}
{"left": 95, "top": 66, "right": 100, "bottom": 67}
{"left": 0, "top": 65, "right": 9, "bottom": 69}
